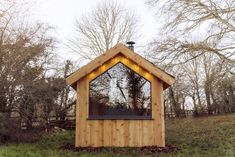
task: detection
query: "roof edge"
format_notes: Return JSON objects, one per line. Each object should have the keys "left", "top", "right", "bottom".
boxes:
{"left": 66, "top": 43, "right": 175, "bottom": 89}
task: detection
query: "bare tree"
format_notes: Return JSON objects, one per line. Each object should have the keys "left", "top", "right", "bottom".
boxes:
{"left": 67, "top": 1, "right": 138, "bottom": 61}
{"left": 200, "top": 53, "right": 234, "bottom": 114}
{"left": 147, "top": 0, "right": 235, "bottom": 64}
{"left": 145, "top": 0, "right": 235, "bottom": 117}
{"left": 180, "top": 56, "right": 203, "bottom": 116}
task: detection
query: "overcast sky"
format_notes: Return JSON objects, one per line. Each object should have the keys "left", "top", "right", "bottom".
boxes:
{"left": 28, "top": 0, "right": 193, "bottom": 109}
{"left": 30, "top": 0, "right": 160, "bottom": 62}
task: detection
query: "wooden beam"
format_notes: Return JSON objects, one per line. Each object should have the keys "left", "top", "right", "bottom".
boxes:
{"left": 66, "top": 43, "right": 175, "bottom": 89}
{"left": 117, "top": 45, "right": 175, "bottom": 86}
{"left": 66, "top": 44, "right": 122, "bottom": 86}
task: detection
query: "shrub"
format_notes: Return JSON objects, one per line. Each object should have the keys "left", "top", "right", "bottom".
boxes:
{"left": 0, "top": 113, "right": 9, "bottom": 143}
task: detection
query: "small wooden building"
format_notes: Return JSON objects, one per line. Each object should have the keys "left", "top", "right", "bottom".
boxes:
{"left": 66, "top": 43, "right": 174, "bottom": 147}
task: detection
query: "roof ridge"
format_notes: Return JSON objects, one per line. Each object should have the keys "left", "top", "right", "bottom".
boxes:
{"left": 66, "top": 43, "right": 175, "bottom": 89}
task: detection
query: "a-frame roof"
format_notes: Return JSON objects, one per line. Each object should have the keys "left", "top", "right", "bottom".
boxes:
{"left": 66, "top": 43, "right": 175, "bottom": 89}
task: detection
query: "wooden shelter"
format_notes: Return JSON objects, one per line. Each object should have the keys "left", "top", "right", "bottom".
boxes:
{"left": 66, "top": 43, "right": 174, "bottom": 147}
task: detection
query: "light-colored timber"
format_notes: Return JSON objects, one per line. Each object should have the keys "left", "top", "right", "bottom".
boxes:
{"left": 67, "top": 44, "right": 175, "bottom": 147}
{"left": 66, "top": 44, "right": 174, "bottom": 89}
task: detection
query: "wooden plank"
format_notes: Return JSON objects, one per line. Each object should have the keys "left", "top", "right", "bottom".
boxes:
{"left": 82, "top": 78, "right": 88, "bottom": 147}
{"left": 137, "top": 121, "right": 142, "bottom": 146}
{"left": 152, "top": 78, "right": 158, "bottom": 146}
{"left": 87, "top": 55, "right": 122, "bottom": 81}
{"left": 76, "top": 78, "right": 87, "bottom": 146}
{"left": 149, "top": 121, "right": 155, "bottom": 145}
{"left": 86, "top": 121, "right": 91, "bottom": 146}
{"left": 116, "top": 120, "right": 125, "bottom": 147}
{"left": 90, "top": 121, "right": 97, "bottom": 147}
{"left": 66, "top": 44, "right": 122, "bottom": 86}
{"left": 84, "top": 78, "right": 91, "bottom": 146}
{"left": 129, "top": 121, "right": 140, "bottom": 146}
{"left": 142, "top": 121, "right": 148, "bottom": 146}
{"left": 128, "top": 121, "right": 135, "bottom": 146}
{"left": 103, "top": 120, "right": 113, "bottom": 146}
{"left": 111, "top": 120, "right": 117, "bottom": 146}
{"left": 89, "top": 122, "right": 93, "bottom": 147}
{"left": 159, "top": 80, "right": 165, "bottom": 147}
{"left": 123, "top": 121, "right": 130, "bottom": 146}
{"left": 117, "top": 45, "right": 175, "bottom": 86}
{"left": 75, "top": 83, "right": 80, "bottom": 147}
{"left": 90, "top": 120, "right": 104, "bottom": 147}
{"left": 142, "top": 121, "right": 154, "bottom": 146}
{"left": 87, "top": 54, "right": 154, "bottom": 84}
{"left": 66, "top": 43, "right": 174, "bottom": 89}
{"left": 152, "top": 78, "right": 165, "bottom": 147}
{"left": 98, "top": 121, "right": 104, "bottom": 147}
{"left": 120, "top": 55, "right": 154, "bottom": 82}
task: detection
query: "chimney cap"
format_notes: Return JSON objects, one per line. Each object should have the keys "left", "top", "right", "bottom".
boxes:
{"left": 126, "top": 41, "right": 135, "bottom": 51}
{"left": 126, "top": 41, "right": 135, "bottom": 46}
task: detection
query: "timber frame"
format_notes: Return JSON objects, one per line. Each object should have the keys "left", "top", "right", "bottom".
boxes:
{"left": 66, "top": 43, "right": 175, "bottom": 147}
{"left": 66, "top": 44, "right": 174, "bottom": 89}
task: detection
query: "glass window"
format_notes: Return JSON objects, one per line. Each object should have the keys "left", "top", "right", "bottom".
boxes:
{"left": 89, "top": 62, "right": 151, "bottom": 119}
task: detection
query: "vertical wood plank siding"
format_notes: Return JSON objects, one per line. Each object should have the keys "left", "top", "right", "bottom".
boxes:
{"left": 75, "top": 54, "right": 165, "bottom": 147}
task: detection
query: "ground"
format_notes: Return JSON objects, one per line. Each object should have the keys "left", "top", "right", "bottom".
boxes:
{"left": 0, "top": 114, "right": 234, "bottom": 157}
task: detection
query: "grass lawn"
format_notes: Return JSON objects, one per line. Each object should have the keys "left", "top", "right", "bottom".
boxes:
{"left": 0, "top": 114, "right": 234, "bottom": 157}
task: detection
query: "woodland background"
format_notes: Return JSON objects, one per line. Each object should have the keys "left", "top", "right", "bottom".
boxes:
{"left": 0, "top": 0, "right": 234, "bottom": 143}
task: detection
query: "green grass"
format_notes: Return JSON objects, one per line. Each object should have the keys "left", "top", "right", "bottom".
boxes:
{"left": 165, "top": 114, "right": 235, "bottom": 157}
{"left": 0, "top": 114, "right": 234, "bottom": 157}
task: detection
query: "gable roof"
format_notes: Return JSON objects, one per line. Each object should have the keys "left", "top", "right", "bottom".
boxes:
{"left": 66, "top": 43, "right": 175, "bottom": 89}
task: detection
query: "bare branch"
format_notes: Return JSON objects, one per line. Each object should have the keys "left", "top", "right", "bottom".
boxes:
{"left": 67, "top": 1, "right": 138, "bottom": 62}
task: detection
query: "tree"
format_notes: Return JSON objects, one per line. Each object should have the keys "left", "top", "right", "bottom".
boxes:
{"left": 180, "top": 56, "right": 203, "bottom": 116}
{"left": 200, "top": 53, "right": 234, "bottom": 114}
{"left": 0, "top": 0, "right": 57, "bottom": 132}
{"left": 147, "top": 0, "right": 235, "bottom": 64}
{"left": 67, "top": 1, "right": 138, "bottom": 61}
{"left": 146, "top": 0, "right": 235, "bottom": 117}
{"left": 55, "top": 60, "right": 76, "bottom": 121}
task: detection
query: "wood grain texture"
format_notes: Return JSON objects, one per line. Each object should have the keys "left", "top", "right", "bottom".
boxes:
{"left": 66, "top": 44, "right": 122, "bottom": 86}
{"left": 75, "top": 54, "right": 166, "bottom": 147}
{"left": 66, "top": 44, "right": 174, "bottom": 89}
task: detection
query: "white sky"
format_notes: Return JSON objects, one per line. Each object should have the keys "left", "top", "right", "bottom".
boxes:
{"left": 29, "top": 0, "right": 160, "bottom": 62}
{"left": 27, "top": 0, "right": 194, "bottom": 110}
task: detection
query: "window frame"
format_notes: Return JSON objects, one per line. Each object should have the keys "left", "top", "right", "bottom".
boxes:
{"left": 88, "top": 62, "right": 153, "bottom": 120}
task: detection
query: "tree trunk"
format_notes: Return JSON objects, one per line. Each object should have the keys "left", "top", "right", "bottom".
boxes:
{"left": 228, "top": 85, "right": 235, "bottom": 112}
{"left": 205, "top": 84, "right": 213, "bottom": 115}
{"left": 169, "top": 87, "right": 181, "bottom": 117}
{"left": 196, "top": 87, "right": 202, "bottom": 108}
{"left": 191, "top": 94, "right": 199, "bottom": 117}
